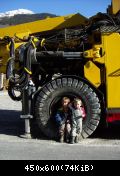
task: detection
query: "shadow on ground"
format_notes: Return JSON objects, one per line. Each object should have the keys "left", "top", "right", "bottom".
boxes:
{"left": 0, "top": 109, "right": 47, "bottom": 139}
{"left": 90, "top": 123, "right": 120, "bottom": 140}
{"left": 0, "top": 109, "right": 24, "bottom": 136}
{"left": 0, "top": 109, "right": 120, "bottom": 140}
{"left": 0, "top": 110, "right": 24, "bottom": 136}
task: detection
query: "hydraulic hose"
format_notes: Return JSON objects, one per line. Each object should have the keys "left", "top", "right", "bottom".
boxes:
{"left": 6, "top": 37, "right": 27, "bottom": 86}
{"left": 6, "top": 36, "right": 36, "bottom": 101}
{"left": 8, "top": 82, "right": 22, "bottom": 101}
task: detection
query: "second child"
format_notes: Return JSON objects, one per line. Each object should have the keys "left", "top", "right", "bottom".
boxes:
{"left": 69, "top": 98, "right": 84, "bottom": 144}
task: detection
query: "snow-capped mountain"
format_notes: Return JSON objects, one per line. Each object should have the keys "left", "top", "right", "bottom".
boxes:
{"left": 0, "top": 10, "right": 57, "bottom": 26}
{"left": 0, "top": 9, "right": 34, "bottom": 18}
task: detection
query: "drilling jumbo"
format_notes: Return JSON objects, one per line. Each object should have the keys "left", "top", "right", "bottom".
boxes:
{"left": 0, "top": 0, "right": 120, "bottom": 139}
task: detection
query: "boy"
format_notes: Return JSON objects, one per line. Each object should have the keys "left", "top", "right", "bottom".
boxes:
{"left": 54, "top": 97, "right": 72, "bottom": 143}
{"left": 69, "top": 98, "right": 84, "bottom": 144}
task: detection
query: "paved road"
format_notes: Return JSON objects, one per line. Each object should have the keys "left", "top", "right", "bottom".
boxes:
{"left": 0, "top": 91, "right": 120, "bottom": 160}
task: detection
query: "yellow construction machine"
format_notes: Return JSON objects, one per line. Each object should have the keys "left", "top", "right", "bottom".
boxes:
{"left": 0, "top": 0, "right": 120, "bottom": 139}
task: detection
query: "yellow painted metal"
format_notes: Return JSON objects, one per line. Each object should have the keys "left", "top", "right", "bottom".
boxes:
{"left": 83, "top": 45, "right": 102, "bottom": 59}
{"left": 112, "top": 0, "right": 120, "bottom": 14}
{"left": 102, "top": 33, "right": 120, "bottom": 108}
{"left": 15, "top": 32, "right": 30, "bottom": 40}
{"left": 0, "top": 13, "right": 87, "bottom": 73}
{"left": 0, "top": 42, "right": 25, "bottom": 73}
{"left": 84, "top": 61, "right": 101, "bottom": 88}
{"left": 0, "top": 0, "right": 120, "bottom": 114}
{"left": 0, "top": 14, "right": 87, "bottom": 38}
{"left": 83, "top": 44, "right": 105, "bottom": 65}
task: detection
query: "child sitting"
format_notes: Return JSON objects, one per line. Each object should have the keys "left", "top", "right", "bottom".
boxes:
{"left": 54, "top": 97, "right": 72, "bottom": 143}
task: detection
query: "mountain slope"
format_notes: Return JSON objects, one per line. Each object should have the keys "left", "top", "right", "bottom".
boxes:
{"left": 0, "top": 9, "right": 57, "bottom": 26}
{"left": 0, "top": 13, "right": 57, "bottom": 26}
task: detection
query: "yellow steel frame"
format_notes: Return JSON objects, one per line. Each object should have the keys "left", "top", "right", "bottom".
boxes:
{"left": 0, "top": 14, "right": 87, "bottom": 38}
{"left": 102, "top": 33, "right": 120, "bottom": 108}
{"left": 0, "top": 13, "right": 87, "bottom": 73}
{"left": 112, "top": 0, "right": 120, "bottom": 14}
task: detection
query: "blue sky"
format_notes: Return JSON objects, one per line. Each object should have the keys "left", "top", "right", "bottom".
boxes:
{"left": 0, "top": 0, "right": 111, "bottom": 17}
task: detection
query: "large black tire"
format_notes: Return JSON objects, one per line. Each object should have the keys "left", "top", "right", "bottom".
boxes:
{"left": 35, "top": 76, "right": 101, "bottom": 139}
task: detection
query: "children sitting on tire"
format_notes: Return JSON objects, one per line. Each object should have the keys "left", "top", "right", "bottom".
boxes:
{"left": 54, "top": 97, "right": 85, "bottom": 143}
